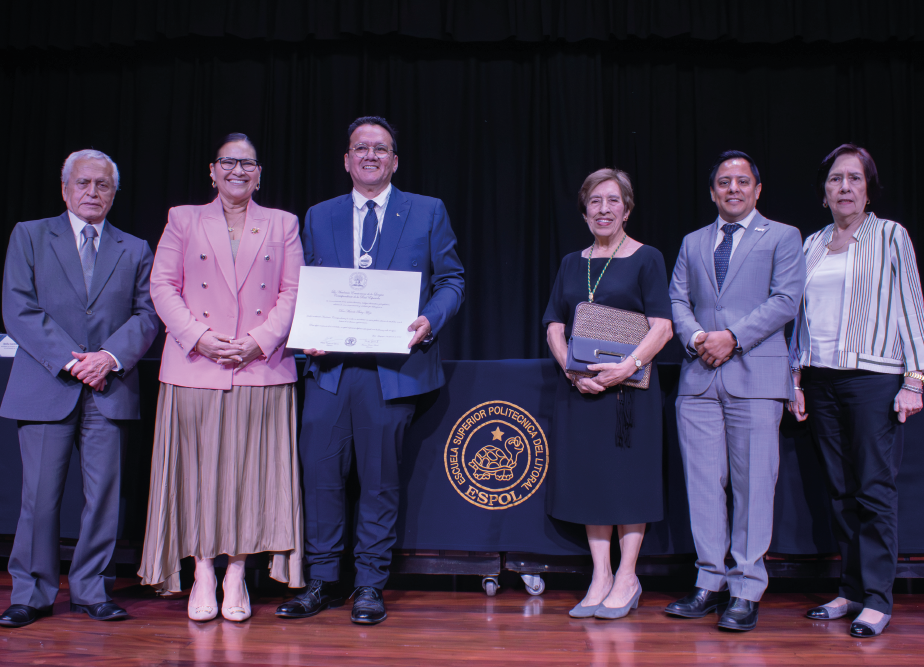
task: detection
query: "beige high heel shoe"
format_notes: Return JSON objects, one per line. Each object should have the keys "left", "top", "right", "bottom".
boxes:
{"left": 221, "top": 579, "right": 252, "bottom": 622}
{"left": 188, "top": 576, "right": 219, "bottom": 622}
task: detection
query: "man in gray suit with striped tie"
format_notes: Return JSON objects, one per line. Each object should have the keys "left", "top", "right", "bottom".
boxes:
{"left": 666, "top": 151, "right": 805, "bottom": 631}
{"left": 0, "top": 150, "right": 158, "bottom": 628}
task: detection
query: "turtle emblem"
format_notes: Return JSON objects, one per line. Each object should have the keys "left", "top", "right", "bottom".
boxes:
{"left": 445, "top": 402, "right": 549, "bottom": 510}
{"left": 468, "top": 435, "right": 525, "bottom": 481}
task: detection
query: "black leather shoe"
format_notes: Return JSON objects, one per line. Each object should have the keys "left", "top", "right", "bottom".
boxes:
{"left": 351, "top": 586, "right": 387, "bottom": 625}
{"left": 275, "top": 580, "right": 344, "bottom": 619}
{"left": 664, "top": 588, "right": 729, "bottom": 618}
{"left": 0, "top": 604, "right": 52, "bottom": 628}
{"left": 717, "top": 597, "right": 759, "bottom": 631}
{"left": 70, "top": 601, "right": 128, "bottom": 621}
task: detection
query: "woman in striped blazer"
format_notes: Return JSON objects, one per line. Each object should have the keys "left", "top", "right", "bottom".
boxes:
{"left": 788, "top": 144, "right": 924, "bottom": 638}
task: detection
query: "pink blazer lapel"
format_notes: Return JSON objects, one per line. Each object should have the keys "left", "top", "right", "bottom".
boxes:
{"left": 202, "top": 199, "right": 237, "bottom": 294}
{"left": 233, "top": 200, "right": 269, "bottom": 288}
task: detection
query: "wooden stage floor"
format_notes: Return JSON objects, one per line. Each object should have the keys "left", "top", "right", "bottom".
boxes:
{"left": 2, "top": 574, "right": 923, "bottom": 666}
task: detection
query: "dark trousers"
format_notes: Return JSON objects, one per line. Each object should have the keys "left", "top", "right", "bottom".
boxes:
{"left": 803, "top": 367, "right": 903, "bottom": 614}
{"left": 8, "top": 387, "right": 126, "bottom": 609}
{"left": 300, "top": 358, "right": 416, "bottom": 589}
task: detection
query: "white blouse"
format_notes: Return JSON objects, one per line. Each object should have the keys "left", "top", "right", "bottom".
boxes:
{"left": 805, "top": 251, "right": 848, "bottom": 369}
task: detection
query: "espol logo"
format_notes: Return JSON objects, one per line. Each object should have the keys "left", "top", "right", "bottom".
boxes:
{"left": 444, "top": 401, "right": 549, "bottom": 510}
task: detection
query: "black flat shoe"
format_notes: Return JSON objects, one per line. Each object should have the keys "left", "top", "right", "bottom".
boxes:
{"left": 351, "top": 586, "right": 387, "bottom": 625}
{"left": 806, "top": 600, "right": 863, "bottom": 620}
{"left": 0, "top": 604, "right": 52, "bottom": 628}
{"left": 850, "top": 612, "right": 891, "bottom": 638}
{"left": 275, "top": 580, "right": 344, "bottom": 619}
{"left": 664, "top": 588, "right": 729, "bottom": 618}
{"left": 717, "top": 597, "right": 759, "bottom": 631}
{"left": 70, "top": 601, "right": 128, "bottom": 621}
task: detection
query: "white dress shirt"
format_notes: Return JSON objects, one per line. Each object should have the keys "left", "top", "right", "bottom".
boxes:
{"left": 712, "top": 207, "right": 758, "bottom": 254}
{"left": 351, "top": 184, "right": 392, "bottom": 269}
{"left": 690, "top": 208, "right": 760, "bottom": 350}
{"left": 68, "top": 210, "right": 105, "bottom": 250}
{"left": 64, "top": 210, "right": 122, "bottom": 372}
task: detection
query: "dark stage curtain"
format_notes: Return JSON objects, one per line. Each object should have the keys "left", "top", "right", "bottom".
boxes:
{"left": 2, "top": 0, "right": 923, "bottom": 48}
{"left": 1, "top": 13, "right": 923, "bottom": 362}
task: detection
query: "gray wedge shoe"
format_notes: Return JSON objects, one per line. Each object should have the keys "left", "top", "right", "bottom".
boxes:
{"left": 569, "top": 600, "right": 603, "bottom": 618}
{"left": 594, "top": 578, "right": 642, "bottom": 620}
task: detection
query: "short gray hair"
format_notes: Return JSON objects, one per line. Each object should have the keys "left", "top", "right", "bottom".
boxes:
{"left": 61, "top": 149, "right": 120, "bottom": 190}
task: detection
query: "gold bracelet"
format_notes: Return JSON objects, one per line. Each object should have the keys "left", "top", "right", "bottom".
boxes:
{"left": 904, "top": 371, "right": 924, "bottom": 382}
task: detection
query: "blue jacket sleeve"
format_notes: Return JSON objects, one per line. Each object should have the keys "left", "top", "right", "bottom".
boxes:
{"left": 421, "top": 199, "right": 464, "bottom": 336}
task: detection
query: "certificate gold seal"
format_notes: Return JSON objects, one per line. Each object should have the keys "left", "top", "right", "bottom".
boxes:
{"left": 444, "top": 401, "right": 549, "bottom": 510}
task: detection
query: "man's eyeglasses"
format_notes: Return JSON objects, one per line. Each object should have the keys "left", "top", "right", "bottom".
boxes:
{"left": 350, "top": 145, "right": 394, "bottom": 158}
{"left": 215, "top": 157, "right": 262, "bottom": 172}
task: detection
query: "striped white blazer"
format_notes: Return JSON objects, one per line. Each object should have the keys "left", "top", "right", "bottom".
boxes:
{"left": 789, "top": 213, "right": 924, "bottom": 374}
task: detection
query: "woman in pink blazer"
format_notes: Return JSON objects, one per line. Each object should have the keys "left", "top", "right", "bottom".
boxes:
{"left": 139, "top": 133, "right": 305, "bottom": 622}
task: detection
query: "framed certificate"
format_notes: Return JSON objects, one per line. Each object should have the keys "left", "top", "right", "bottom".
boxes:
{"left": 286, "top": 266, "right": 422, "bottom": 354}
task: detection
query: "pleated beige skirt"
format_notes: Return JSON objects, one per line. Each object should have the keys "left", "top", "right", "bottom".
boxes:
{"left": 138, "top": 383, "right": 305, "bottom": 593}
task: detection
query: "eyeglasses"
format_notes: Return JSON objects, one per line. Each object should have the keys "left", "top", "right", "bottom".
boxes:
{"left": 350, "top": 144, "right": 394, "bottom": 158}
{"left": 215, "top": 157, "right": 262, "bottom": 172}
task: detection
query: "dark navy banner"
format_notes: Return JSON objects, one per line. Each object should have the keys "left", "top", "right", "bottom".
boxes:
{"left": 395, "top": 359, "right": 924, "bottom": 556}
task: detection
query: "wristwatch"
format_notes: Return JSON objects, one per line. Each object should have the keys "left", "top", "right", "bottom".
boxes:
{"left": 629, "top": 353, "right": 642, "bottom": 369}
{"left": 904, "top": 371, "right": 924, "bottom": 382}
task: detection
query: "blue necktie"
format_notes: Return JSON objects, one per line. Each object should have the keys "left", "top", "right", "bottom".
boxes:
{"left": 714, "top": 222, "right": 741, "bottom": 291}
{"left": 360, "top": 200, "right": 378, "bottom": 268}
{"left": 80, "top": 225, "right": 98, "bottom": 296}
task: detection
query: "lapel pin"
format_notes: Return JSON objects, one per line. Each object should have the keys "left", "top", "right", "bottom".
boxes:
{"left": 251, "top": 228, "right": 260, "bottom": 234}
{"left": 755, "top": 227, "right": 767, "bottom": 232}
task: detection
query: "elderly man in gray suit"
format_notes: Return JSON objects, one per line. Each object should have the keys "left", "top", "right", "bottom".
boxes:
{"left": 0, "top": 150, "right": 158, "bottom": 628}
{"left": 666, "top": 150, "right": 805, "bottom": 631}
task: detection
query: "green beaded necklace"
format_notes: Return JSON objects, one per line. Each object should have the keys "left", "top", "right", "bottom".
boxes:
{"left": 586, "top": 232, "right": 627, "bottom": 302}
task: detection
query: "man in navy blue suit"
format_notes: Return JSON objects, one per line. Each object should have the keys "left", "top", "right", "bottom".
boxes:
{"left": 276, "top": 117, "right": 464, "bottom": 624}
{"left": 0, "top": 150, "right": 158, "bottom": 628}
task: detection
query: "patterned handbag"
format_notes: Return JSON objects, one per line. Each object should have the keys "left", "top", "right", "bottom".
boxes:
{"left": 565, "top": 301, "right": 651, "bottom": 389}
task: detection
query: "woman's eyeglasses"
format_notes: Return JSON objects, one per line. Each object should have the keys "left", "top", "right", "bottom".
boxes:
{"left": 215, "top": 157, "right": 262, "bottom": 172}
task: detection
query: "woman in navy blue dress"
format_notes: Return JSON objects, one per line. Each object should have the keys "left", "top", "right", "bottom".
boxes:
{"left": 543, "top": 168, "right": 673, "bottom": 619}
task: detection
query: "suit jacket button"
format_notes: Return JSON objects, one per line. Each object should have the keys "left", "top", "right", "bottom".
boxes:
{"left": 412, "top": 260, "right": 418, "bottom": 267}
{"left": 202, "top": 282, "right": 208, "bottom": 289}
{"left": 204, "top": 311, "right": 210, "bottom": 318}
{"left": 318, "top": 258, "right": 323, "bottom": 265}
{"left": 260, "top": 283, "right": 266, "bottom": 289}
{"left": 264, "top": 255, "right": 270, "bottom": 261}
{"left": 715, "top": 305, "right": 723, "bottom": 311}
{"left": 79, "top": 344, "right": 86, "bottom": 351}
{"left": 256, "top": 309, "right": 262, "bottom": 315}
{"left": 86, "top": 309, "right": 92, "bottom": 315}
{"left": 201, "top": 253, "right": 207, "bottom": 260}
